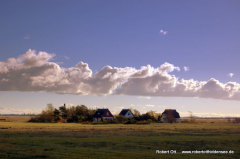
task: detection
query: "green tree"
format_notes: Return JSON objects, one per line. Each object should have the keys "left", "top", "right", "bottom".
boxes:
{"left": 53, "top": 109, "right": 60, "bottom": 122}
{"left": 115, "top": 115, "right": 127, "bottom": 123}
{"left": 59, "top": 104, "right": 67, "bottom": 119}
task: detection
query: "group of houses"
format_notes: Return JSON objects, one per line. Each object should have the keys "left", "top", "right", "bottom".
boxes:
{"left": 92, "top": 108, "right": 181, "bottom": 123}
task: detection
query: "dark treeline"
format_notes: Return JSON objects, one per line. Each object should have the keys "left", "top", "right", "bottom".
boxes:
{"left": 29, "top": 104, "right": 162, "bottom": 123}
{"left": 29, "top": 104, "right": 96, "bottom": 123}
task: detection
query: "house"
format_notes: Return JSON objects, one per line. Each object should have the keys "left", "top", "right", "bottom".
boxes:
{"left": 92, "top": 109, "right": 114, "bottom": 122}
{"left": 161, "top": 109, "right": 181, "bottom": 123}
{"left": 119, "top": 109, "right": 134, "bottom": 118}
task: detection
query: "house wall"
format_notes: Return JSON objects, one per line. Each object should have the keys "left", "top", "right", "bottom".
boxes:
{"left": 93, "top": 118, "right": 101, "bottom": 122}
{"left": 161, "top": 115, "right": 169, "bottom": 122}
{"left": 102, "top": 117, "right": 113, "bottom": 121}
{"left": 161, "top": 114, "right": 181, "bottom": 123}
{"left": 124, "top": 110, "right": 134, "bottom": 118}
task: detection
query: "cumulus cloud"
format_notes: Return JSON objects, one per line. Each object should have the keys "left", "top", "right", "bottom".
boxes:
{"left": 159, "top": 29, "right": 167, "bottom": 35}
{"left": 228, "top": 73, "right": 234, "bottom": 77}
{"left": 184, "top": 66, "right": 189, "bottom": 71}
{"left": 1, "top": 49, "right": 240, "bottom": 101}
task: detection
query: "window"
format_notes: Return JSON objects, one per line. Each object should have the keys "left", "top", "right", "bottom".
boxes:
{"left": 106, "top": 112, "right": 109, "bottom": 116}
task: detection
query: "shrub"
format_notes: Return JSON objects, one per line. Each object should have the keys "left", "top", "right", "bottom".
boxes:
{"left": 147, "top": 119, "right": 153, "bottom": 123}
{"left": 135, "top": 120, "right": 150, "bottom": 124}
{"left": 124, "top": 118, "right": 136, "bottom": 124}
{"left": 115, "top": 115, "right": 127, "bottom": 123}
{"left": 235, "top": 118, "right": 240, "bottom": 123}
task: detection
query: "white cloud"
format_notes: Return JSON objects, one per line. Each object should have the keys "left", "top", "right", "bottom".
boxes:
{"left": 115, "top": 107, "right": 124, "bottom": 109}
{"left": 24, "top": 34, "right": 30, "bottom": 40}
{"left": 1, "top": 78, "right": 9, "bottom": 82}
{"left": 1, "top": 49, "right": 240, "bottom": 101}
{"left": 60, "top": 55, "right": 70, "bottom": 59}
{"left": 158, "top": 106, "right": 166, "bottom": 107}
{"left": 184, "top": 66, "right": 189, "bottom": 71}
{"left": 92, "top": 105, "right": 99, "bottom": 109}
{"left": 66, "top": 103, "right": 75, "bottom": 107}
{"left": 138, "top": 96, "right": 151, "bottom": 99}
{"left": 146, "top": 105, "right": 155, "bottom": 107}
{"left": 159, "top": 29, "right": 167, "bottom": 35}
{"left": 228, "top": 73, "right": 234, "bottom": 77}
{"left": 139, "top": 110, "right": 147, "bottom": 114}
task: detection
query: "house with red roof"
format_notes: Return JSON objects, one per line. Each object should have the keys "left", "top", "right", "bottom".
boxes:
{"left": 92, "top": 109, "right": 114, "bottom": 122}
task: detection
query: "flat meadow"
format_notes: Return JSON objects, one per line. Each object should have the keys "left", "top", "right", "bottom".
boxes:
{"left": 0, "top": 117, "right": 240, "bottom": 159}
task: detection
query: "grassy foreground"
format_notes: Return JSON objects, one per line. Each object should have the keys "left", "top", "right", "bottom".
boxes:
{"left": 0, "top": 118, "right": 240, "bottom": 159}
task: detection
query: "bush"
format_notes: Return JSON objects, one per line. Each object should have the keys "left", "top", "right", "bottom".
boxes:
{"left": 136, "top": 120, "right": 150, "bottom": 124}
{"left": 147, "top": 119, "right": 153, "bottom": 123}
{"left": 29, "top": 116, "right": 40, "bottom": 122}
{"left": 235, "top": 118, "right": 240, "bottom": 123}
{"left": 102, "top": 119, "right": 116, "bottom": 124}
{"left": 115, "top": 115, "right": 127, "bottom": 123}
{"left": 124, "top": 118, "right": 136, "bottom": 124}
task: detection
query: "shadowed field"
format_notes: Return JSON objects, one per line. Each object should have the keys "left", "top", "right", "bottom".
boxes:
{"left": 0, "top": 117, "right": 240, "bottom": 158}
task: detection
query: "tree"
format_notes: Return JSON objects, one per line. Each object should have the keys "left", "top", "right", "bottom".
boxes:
{"left": 47, "top": 103, "right": 55, "bottom": 111}
{"left": 67, "top": 106, "right": 76, "bottom": 122}
{"left": 29, "top": 105, "right": 54, "bottom": 122}
{"left": 115, "top": 115, "right": 127, "bottom": 123}
{"left": 132, "top": 109, "right": 140, "bottom": 117}
{"left": 165, "top": 114, "right": 176, "bottom": 123}
{"left": 59, "top": 104, "right": 67, "bottom": 119}
{"left": 188, "top": 111, "right": 195, "bottom": 123}
{"left": 53, "top": 109, "right": 60, "bottom": 122}
{"left": 157, "top": 115, "right": 161, "bottom": 121}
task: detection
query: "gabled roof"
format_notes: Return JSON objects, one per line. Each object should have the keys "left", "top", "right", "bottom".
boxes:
{"left": 162, "top": 109, "right": 180, "bottom": 118}
{"left": 119, "top": 109, "right": 133, "bottom": 116}
{"left": 93, "top": 109, "right": 108, "bottom": 118}
{"left": 93, "top": 109, "right": 114, "bottom": 118}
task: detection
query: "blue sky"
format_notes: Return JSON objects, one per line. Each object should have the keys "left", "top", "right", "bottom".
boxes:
{"left": 0, "top": 0, "right": 239, "bottom": 117}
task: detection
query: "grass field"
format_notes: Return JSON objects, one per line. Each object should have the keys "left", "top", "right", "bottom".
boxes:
{"left": 0, "top": 117, "right": 240, "bottom": 159}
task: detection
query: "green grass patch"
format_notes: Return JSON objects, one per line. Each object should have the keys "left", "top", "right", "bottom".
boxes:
{"left": 0, "top": 122, "right": 239, "bottom": 158}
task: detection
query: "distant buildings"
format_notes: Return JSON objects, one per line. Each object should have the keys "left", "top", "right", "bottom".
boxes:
{"left": 93, "top": 108, "right": 181, "bottom": 123}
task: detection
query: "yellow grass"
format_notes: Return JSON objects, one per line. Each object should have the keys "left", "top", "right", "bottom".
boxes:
{"left": 0, "top": 116, "right": 240, "bottom": 158}
{"left": 0, "top": 116, "right": 31, "bottom": 122}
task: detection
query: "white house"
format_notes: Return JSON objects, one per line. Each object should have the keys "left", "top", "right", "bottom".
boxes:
{"left": 119, "top": 109, "right": 134, "bottom": 118}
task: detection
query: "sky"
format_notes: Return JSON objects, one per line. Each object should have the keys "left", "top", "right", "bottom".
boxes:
{"left": 0, "top": 0, "right": 240, "bottom": 117}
